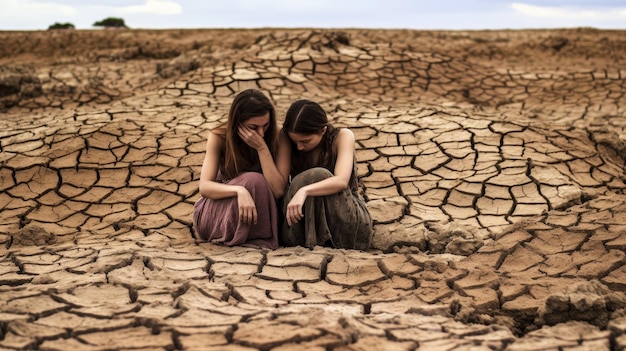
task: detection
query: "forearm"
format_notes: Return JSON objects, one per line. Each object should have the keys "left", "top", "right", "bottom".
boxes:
{"left": 199, "top": 181, "right": 243, "bottom": 200}
{"left": 257, "top": 147, "right": 287, "bottom": 198}
{"left": 299, "top": 176, "right": 348, "bottom": 198}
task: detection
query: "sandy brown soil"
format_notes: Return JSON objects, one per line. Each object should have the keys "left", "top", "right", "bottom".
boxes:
{"left": 1, "top": 27, "right": 626, "bottom": 350}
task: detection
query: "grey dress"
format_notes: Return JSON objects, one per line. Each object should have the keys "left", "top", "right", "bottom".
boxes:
{"left": 280, "top": 147, "right": 373, "bottom": 250}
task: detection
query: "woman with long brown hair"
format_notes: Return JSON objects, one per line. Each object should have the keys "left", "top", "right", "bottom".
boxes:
{"left": 193, "top": 89, "right": 290, "bottom": 249}
{"left": 280, "top": 99, "right": 373, "bottom": 250}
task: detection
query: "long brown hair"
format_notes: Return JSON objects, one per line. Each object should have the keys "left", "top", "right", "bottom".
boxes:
{"left": 213, "top": 89, "right": 278, "bottom": 179}
{"left": 282, "top": 99, "right": 338, "bottom": 176}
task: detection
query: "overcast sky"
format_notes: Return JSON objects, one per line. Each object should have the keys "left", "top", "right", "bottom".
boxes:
{"left": 1, "top": 0, "right": 625, "bottom": 31}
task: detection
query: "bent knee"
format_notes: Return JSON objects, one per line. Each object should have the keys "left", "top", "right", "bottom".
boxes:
{"left": 291, "top": 167, "right": 332, "bottom": 186}
{"left": 239, "top": 172, "right": 265, "bottom": 182}
{"left": 235, "top": 172, "right": 269, "bottom": 190}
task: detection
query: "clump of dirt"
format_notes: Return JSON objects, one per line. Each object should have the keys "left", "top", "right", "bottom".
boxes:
{"left": 0, "top": 66, "right": 42, "bottom": 110}
{"left": 543, "top": 280, "right": 626, "bottom": 328}
{"left": 156, "top": 55, "right": 202, "bottom": 79}
{"left": 425, "top": 221, "right": 484, "bottom": 255}
{"left": 11, "top": 224, "right": 56, "bottom": 246}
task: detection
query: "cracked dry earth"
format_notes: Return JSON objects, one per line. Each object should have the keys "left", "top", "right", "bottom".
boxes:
{"left": 1, "top": 28, "right": 626, "bottom": 350}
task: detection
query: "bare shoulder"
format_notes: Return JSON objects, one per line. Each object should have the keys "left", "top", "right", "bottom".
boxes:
{"left": 206, "top": 130, "right": 225, "bottom": 150}
{"left": 207, "top": 130, "right": 225, "bottom": 143}
{"left": 337, "top": 128, "right": 355, "bottom": 142}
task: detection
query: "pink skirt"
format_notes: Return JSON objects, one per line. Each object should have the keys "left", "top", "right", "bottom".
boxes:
{"left": 193, "top": 172, "right": 279, "bottom": 249}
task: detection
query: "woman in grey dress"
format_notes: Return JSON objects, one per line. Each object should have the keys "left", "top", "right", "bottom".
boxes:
{"left": 280, "top": 99, "right": 373, "bottom": 250}
{"left": 193, "top": 89, "right": 290, "bottom": 249}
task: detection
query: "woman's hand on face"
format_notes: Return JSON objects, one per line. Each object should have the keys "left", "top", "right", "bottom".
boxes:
{"left": 238, "top": 126, "right": 266, "bottom": 151}
{"left": 286, "top": 189, "right": 307, "bottom": 226}
{"left": 236, "top": 187, "right": 257, "bottom": 225}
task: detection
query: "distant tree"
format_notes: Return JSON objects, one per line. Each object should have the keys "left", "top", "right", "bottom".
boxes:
{"left": 93, "top": 17, "right": 128, "bottom": 28}
{"left": 48, "top": 22, "right": 75, "bottom": 30}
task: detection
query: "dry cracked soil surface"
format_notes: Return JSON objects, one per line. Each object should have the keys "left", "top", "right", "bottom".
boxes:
{"left": 1, "top": 27, "right": 626, "bottom": 350}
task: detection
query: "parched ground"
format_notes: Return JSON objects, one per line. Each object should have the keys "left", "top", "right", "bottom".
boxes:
{"left": 1, "top": 27, "right": 626, "bottom": 350}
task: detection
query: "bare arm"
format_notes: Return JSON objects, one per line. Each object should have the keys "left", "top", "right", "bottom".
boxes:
{"left": 198, "top": 132, "right": 258, "bottom": 225}
{"left": 198, "top": 132, "right": 241, "bottom": 199}
{"left": 256, "top": 131, "right": 290, "bottom": 198}
{"left": 238, "top": 126, "right": 290, "bottom": 198}
{"left": 297, "top": 128, "right": 354, "bottom": 196}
